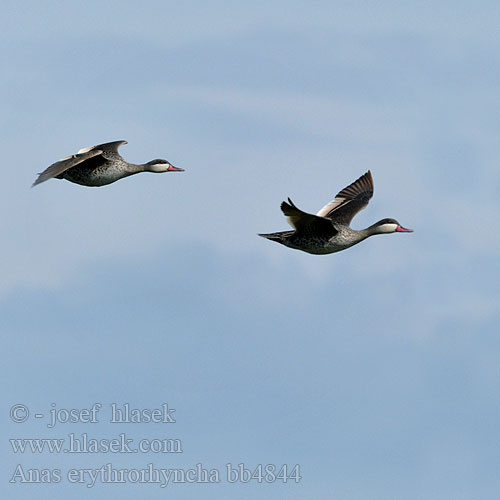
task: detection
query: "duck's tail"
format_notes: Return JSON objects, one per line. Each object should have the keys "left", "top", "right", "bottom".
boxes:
{"left": 258, "top": 230, "right": 294, "bottom": 244}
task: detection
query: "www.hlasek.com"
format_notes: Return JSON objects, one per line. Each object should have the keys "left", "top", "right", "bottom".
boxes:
{"left": 10, "top": 463, "right": 302, "bottom": 488}
{"left": 10, "top": 433, "right": 183, "bottom": 454}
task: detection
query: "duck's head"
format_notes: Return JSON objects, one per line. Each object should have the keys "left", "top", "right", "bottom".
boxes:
{"left": 372, "top": 218, "right": 413, "bottom": 234}
{"left": 145, "top": 159, "right": 184, "bottom": 173}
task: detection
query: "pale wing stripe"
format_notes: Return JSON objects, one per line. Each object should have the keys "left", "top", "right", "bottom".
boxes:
{"left": 78, "top": 140, "right": 127, "bottom": 154}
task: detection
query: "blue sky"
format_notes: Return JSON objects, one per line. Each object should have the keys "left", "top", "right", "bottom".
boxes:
{"left": 2, "top": 1, "right": 500, "bottom": 499}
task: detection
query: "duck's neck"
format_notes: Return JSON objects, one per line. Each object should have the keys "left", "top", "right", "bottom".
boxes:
{"left": 122, "top": 163, "right": 147, "bottom": 176}
{"left": 360, "top": 222, "right": 393, "bottom": 237}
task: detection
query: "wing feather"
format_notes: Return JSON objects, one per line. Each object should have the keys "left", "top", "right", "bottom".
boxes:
{"left": 32, "top": 149, "right": 103, "bottom": 186}
{"left": 32, "top": 140, "right": 127, "bottom": 186}
{"left": 316, "top": 171, "right": 374, "bottom": 225}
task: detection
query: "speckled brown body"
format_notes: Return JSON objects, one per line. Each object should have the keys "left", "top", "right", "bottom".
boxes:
{"left": 260, "top": 225, "right": 368, "bottom": 254}
{"left": 59, "top": 152, "right": 139, "bottom": 187}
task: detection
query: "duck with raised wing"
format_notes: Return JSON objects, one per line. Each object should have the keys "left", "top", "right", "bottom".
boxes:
{"left": 259, "top": 171, "right": 412, "bottom": 254}
{"left": 32, "top": 140, "right": 183, "bottom": 187}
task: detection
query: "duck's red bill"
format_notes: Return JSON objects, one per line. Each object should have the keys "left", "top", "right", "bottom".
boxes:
{"left": 167, "top": 165, "right": 184, "bottom": 172}
{"left": 396, "top": 225, "right": 413, "bottom": 232}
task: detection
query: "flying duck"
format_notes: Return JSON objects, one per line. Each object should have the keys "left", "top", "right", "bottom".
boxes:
{"left": 32, "top": 140, "right": 183, "bottom": 187}
{"left": 259, "top": 170, "right": 412, "bottom": 254}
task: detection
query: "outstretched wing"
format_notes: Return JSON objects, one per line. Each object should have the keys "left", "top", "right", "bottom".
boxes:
{"left": 316, "top": 171, "right": 374, "bottom": 225}
{"left": 32, "top": 149, "right": 104, "bottom": 186}
{"left": 281, "top": 198, "right": 337, "bottom": 237}
{"left": 77, "top": 140, "right": 127, "bottom": 154}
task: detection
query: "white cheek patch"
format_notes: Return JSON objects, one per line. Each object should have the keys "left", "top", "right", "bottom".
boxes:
{"left": 381, "top": 223, "right": 398, "bottom": 233}
{"left": 151, "top": 163, "right": 166, "bottom": 171}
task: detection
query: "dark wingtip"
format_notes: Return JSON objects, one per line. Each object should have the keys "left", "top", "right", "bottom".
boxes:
{"left": 281, "top": 197, "right": 297, "bottom": 211}
{"left": 280, "top": 200, "right": 292, "bottom": 214}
